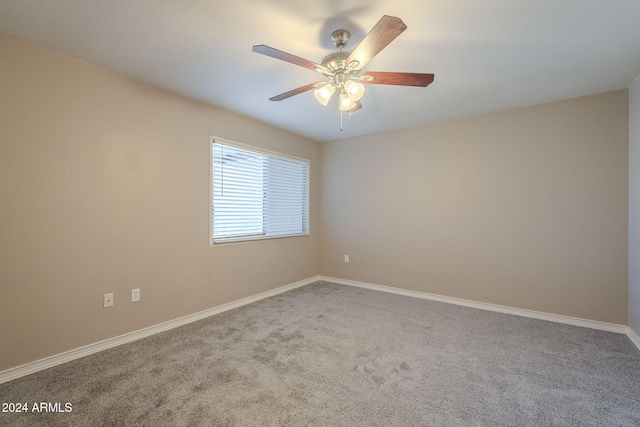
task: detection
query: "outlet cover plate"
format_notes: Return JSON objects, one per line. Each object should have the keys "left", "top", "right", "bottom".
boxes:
{"left": 103, "top": 293, "right": 114, "bottom": 308}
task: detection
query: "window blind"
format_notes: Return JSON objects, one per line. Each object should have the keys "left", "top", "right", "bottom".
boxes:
{"left": 212, "top": 140, "right": 309, "bottom": 244}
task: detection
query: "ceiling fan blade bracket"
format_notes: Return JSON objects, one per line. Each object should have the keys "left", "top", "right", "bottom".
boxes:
{"left": 346, "top": 60, "right": 360, "bottom": 72}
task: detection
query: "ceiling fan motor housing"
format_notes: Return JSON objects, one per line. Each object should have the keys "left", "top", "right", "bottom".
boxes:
{"left": 322, "top": 51, "right": 349, "bottom": 71}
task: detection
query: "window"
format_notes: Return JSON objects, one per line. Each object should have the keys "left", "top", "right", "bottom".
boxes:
{"left": 211, "top": 138, "right": 309, "bottom": 244}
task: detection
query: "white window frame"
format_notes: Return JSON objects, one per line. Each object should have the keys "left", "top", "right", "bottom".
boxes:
{"left": 209, "top": 136, "right": 310, "bottom": 246}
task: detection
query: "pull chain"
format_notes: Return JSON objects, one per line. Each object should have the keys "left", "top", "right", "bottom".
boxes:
{"left": 340, "top": 110, "right": 343, "bottom": 131}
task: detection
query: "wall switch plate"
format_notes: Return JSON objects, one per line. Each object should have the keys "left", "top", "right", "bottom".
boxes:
{"left": 344, "top": 254, "right": 349, "bottom": 263}
{"left": 131, "top": 288, "right": 140, "bottom": 302}
{"left": 103, "top": 293, "right": 114, "bottom": 308}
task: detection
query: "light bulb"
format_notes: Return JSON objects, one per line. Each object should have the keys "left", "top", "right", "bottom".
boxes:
{"left": 314, "top": 83, "right": 334, "bottom": 106}
{"left": 339, "top": 92, "right": 356, "bottom": 111}
{"left": 344, "top": 80, "right": 365, "bottom": 101}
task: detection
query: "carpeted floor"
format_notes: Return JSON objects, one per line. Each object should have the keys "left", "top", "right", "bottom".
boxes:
{"left": 1, "top": 281, "right": 639, "bottom": 426}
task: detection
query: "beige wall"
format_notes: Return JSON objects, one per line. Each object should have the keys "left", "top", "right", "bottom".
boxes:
{"left": 0, "top": 34, "right": 321, "bottom": 372}
{"left": 629, "top": 74, "right": 640, "bottom": 336}
{"left": 321, "top": 90, "right": 629, "bottom": 324}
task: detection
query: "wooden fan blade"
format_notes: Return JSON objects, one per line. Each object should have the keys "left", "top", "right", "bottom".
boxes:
{"left": 252, "top": 45, "right": 328, "bottom": 74}
{"left": 361, "top": 72, "right": 434, "bottom": 87}
{"left": 345, "top": 16, "right": 407, "bottom": 70}
{"left": 269, "top": 82, "right": 322, "bottom": 101}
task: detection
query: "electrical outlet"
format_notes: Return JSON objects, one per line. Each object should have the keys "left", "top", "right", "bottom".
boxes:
{"left": 103, "top": 293, "right": 114, "bottom": 308}
{"left": 344, "top": 254, "right": 350, "bottom": 263}
{"left": 131, "top": 288, "right": 140, "bottom": 302}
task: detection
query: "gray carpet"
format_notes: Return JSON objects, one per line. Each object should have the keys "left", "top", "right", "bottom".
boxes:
{"left": 1, "top": 281, "right": 639, "bottom": 426}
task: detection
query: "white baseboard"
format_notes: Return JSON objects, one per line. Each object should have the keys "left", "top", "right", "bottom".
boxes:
{"left": 320, "top": 276, "right": 629, "bottom": 334}
{"left": 628, "top": 328, "right": 640, "bottom": 351}
{"left": 3, "top": 274, "right": 636, "bottom": 384}
{"left": 0, "top": 275, "right": 321, "bottom": 384}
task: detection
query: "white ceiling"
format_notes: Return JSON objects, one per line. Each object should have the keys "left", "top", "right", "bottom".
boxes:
{"left": 1, "top": 1, "right": 640, "bottom": 142}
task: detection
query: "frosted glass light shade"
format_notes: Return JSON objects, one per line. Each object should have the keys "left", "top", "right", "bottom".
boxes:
{"left": 344, "top": 80, "right": 365, "bottom": 101}
{"left": 314, "top": 83, "right": 335, "bottom": 106}
{"left": 339, "top": 92, "right": 356, "bottom": 111}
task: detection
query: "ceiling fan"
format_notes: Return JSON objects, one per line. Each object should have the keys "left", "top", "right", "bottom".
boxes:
{"left": 252, "top": 15, "right": 434, "bottom": 129}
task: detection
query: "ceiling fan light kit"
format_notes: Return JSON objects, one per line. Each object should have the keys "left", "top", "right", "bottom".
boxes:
{"left": 252, "top": 15, "right": 434, "bottom": 130}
